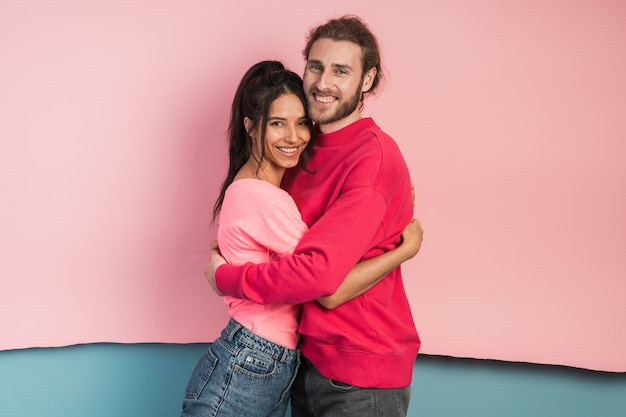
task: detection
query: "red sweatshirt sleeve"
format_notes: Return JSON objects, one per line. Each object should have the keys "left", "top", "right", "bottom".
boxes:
{"left": 215, "top": 186, "right": 388, "bottom": 305}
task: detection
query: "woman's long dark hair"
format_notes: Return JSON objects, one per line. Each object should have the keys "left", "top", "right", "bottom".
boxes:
{"left": 212, "top": 60, "right": 313, "bottom": 223}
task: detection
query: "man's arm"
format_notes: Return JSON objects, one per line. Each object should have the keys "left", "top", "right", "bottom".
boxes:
{"left": 317, "top": 218, "right": 422, "bottom": 309}
{"left": 206, "top": 217, "right": 423, "bottom": 305}
{"left": 209, "top": 186, "right": 406, "bottom": 305}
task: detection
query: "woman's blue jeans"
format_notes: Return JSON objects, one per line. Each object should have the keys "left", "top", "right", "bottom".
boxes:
{"left": 180, "top": 318, "right": 300, "bottom": 417}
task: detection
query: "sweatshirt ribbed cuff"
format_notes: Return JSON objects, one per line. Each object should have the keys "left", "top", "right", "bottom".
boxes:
{"left": 215, "top": 263, "right": 246, "bottom": 299}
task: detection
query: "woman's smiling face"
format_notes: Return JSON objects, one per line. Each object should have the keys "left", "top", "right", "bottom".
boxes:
{"left": 248, "top": 92, "right": 311, "bottom": 178}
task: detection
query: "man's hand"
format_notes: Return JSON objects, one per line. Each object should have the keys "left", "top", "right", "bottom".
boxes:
{"left": 205, "top": 240, "right": 227, "bottom": 296}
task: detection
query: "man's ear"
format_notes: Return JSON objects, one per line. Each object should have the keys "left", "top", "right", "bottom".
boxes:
{"left": 361, "top": 67, "right": 377, "bottom": 93}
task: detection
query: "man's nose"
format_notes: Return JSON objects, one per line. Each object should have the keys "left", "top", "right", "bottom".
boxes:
{"left": 315, "top": 70, "right": 332, "bottom": 91}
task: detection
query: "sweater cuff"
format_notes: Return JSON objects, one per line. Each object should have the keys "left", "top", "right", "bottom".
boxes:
{"left": 215, "top": 263, "right": 246, "bottom": 298}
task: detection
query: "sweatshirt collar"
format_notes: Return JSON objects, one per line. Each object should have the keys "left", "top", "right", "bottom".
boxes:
{"left": 314, "top": 117, "right": 375, "bottom": 147}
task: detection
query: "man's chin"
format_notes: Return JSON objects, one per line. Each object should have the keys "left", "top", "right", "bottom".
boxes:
{"left": 310, "top": 110, "right": 338, "bottom": 126}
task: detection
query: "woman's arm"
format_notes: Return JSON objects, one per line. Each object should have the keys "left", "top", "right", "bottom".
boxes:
{"left": 317, "top": 218, "right": 423, "bottom": 309}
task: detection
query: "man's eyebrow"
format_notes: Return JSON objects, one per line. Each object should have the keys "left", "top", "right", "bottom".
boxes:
{"left": 306, "top": 59, "right": 354, "bottom": 71}
{"left": 331, "top": 63, "right": 353, "bottom": 71}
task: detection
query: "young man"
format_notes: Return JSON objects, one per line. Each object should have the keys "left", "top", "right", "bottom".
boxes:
{"left": 207, "top": 16, "right": 421, "bottom": 417}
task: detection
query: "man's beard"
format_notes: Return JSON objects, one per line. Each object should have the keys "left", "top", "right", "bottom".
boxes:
{"left": 307, "top": 79, "right": 364, "bottom": 125}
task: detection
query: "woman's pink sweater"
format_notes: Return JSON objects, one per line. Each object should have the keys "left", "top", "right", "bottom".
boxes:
{"left": 218, "top": 178, "right": 307, "bottom": 349}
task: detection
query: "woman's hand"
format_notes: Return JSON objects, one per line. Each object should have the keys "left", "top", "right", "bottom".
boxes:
{"left": 399, "top": 218, "right": 423, "bottom": 261}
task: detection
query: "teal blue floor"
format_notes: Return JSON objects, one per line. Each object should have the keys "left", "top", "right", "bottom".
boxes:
{"left": 1, "top": 343, "right": 624, "bottom": 417}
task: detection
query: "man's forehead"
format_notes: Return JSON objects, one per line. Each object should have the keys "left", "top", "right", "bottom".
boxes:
{"left": 307, "top": 39, "right": 363, "bottom": 69}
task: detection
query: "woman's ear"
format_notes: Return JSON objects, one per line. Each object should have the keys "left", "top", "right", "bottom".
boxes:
{"left": 244, "top": 117, "right": 255, "bottom": 137}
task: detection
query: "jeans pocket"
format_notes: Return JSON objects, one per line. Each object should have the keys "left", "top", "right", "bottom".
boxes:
{"left": 234, "top": 347, "right": 276, "bottom": 378}
{"left": 328, "top": 378, "right": 358, "bottom": 391}
{"left": 184, "top": 346, "right": 218, "bottom": 399}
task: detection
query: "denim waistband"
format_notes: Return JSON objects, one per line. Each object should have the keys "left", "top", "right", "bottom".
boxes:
{"left": 221, "top": 318, "right": 299, "bottom": 364}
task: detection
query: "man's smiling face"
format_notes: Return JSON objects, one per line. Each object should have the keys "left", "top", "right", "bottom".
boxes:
{"left": 303, "top": 38, "right": 374, "bottom": 133}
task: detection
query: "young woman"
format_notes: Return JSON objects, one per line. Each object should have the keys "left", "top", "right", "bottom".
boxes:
{"left": 180, "top": 60, "right": 421, "bottom": 417}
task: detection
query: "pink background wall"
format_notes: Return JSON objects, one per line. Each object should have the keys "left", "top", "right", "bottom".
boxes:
{"left": 1, "top": 0, "right": 624, "bottom": 372}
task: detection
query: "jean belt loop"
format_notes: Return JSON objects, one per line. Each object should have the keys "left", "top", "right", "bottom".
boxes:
{"left": 226, "top": 318, "right": 241, "bottom": 341}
